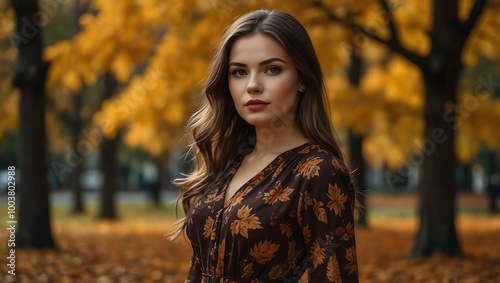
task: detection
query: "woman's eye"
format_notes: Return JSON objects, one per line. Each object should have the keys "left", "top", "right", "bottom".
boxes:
{"left": 232, "top": 69, "right": 247, "bottom": 77}
{"left": 266, "top": 67, "right": 280, "bottom": 74}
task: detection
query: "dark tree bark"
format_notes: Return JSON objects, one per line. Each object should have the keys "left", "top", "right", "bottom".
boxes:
{"left": 70, "top": 87, "right": 85, "bottom": 214}
{"left": 314, "top": 0, "right": 488, "bottom": 257}
{"left": 149, "top": 156, "right": 165, "bottom": 207}
{"left": 97, "top": 73, "right": 119, "bottom": 219}
{"left": 346, "top": 52, "right": 367, "bottom": 227}
{"left": 411, "top": 0, "right": 475, "bottom": 257}
{"left": 70, "top": 0, "right": 89, "bottom": 214}
{"left": 10, "top": 0, "right": 56, "bottom": 248}
{"left": 349, "top": 133, "right": 367, "bottom": 226}
{"left": 70, "top": 91, "right": 85, "bottom": 214}
{"left": 413, "top": 68, "right": 462, "bottom": 257}
{"left": 487, "top": 151, "right": 499, "bottom": 212}
{"left": 457, "top": 163, "right": 472, "bottom": 191}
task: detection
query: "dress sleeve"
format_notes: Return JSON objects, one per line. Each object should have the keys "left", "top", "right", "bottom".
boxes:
{"left": 185, "top": 253, "right": 202, "bottom": 283}
{"left": 296, "top": 157, "right": 359, "bottom": 282}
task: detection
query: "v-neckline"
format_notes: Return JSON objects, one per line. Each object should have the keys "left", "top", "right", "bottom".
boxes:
{"left": 221, "top": 142, "right": 312, "bottom": 208}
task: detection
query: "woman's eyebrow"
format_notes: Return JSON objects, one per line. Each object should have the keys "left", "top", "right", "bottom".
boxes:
{"left": 229, "top": 57, "right": 287, "bottom": 67}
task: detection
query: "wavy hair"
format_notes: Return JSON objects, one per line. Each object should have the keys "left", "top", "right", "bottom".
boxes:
{"left": 169, "top": 10, "right": 354, "bottom": 240}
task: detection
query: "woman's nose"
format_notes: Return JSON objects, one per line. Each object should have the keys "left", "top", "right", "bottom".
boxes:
{"left": 246, "top": 74, "right": 262, "bottom": 94}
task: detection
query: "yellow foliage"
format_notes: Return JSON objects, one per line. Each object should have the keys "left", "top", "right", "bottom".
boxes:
{"left": 0, "top": 0, "right": 17, "bottom": 138}
{"left": 456, "top": 91, "right": 500, "bottom": 163}
{"left": 45, "top": 111, "right": 70, "bottom": 155}
{"left": 40, "top": 0, "right": 500, "bottom": 162}
{"left": 461, "top": 3, "right": 500, "bottom": 65}
{"left": 0, "top": 91, "right": 19, "bottom": 138}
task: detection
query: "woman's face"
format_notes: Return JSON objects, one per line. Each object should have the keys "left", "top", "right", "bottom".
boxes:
{"left": 228, "top": 33, "right": 304, "bottom": 128}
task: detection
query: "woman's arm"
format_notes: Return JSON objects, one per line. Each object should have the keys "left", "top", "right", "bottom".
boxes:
{"left": 297, "top": 157, "right": 358, "bottom": 282}
{"left": 185, "top": 253, "right": 202, "bottom": 283}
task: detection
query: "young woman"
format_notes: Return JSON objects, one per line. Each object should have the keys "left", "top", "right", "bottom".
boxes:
{"left": 171, "top": 9, "right": 359, "bottom": 283}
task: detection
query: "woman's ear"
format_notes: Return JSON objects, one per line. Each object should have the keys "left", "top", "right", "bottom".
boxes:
{"left": 299, "top": 81, "right": 306, "bottom": 93}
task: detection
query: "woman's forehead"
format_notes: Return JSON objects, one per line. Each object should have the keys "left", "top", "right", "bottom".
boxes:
{"left": 228, "top": 33, "right": 292, "bottom": 64}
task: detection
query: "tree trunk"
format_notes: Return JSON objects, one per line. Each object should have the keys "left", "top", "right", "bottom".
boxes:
{"left": 70, "top": 89, "right": 85, "bottom": 214}
{"left": 412, "top": 26, "right": 464, "bottom": 258}
{"left": 69, "top": 0, "right": 89, "bottom": 215}
{"left": 148, "top": 157, "right": 163, "bottom": 207}
{"left": 349, "top": 132, "right": 367, "bottom": 226}
{"left": 412, "top": 82, "right": 461, "bottom": 257}
{"left": 10, "top": 0, "right": 56, "bottom": 248}
{"left": 487, "top": 151, "right": 499, "bottom": 212}
{"left": 97, "top": 73, "right": 119, "bottom": 219}
{"left": 346, "top": 51, "right": 367, "bottom": 226}
{"left": 98, "top": 134, "right": 119, "bottom": 219}
{"left": 411, "top": 0, "right": 469, "bottom": 257}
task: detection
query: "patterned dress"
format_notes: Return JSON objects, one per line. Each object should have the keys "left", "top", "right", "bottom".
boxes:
{"left": 185, "top": 142, "right": 358, "bottom": 282}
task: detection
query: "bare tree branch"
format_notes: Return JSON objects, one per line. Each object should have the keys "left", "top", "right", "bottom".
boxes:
{"left": 463, "top": 0, "right": 488, "bottom": 38}
{"left": 377, "top": 0, "right": 398, "bottom": 42}
{"left": 312, "top": 1, "right": 426, "bottom": 68}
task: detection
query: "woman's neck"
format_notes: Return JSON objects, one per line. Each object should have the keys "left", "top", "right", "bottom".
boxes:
{"left": 250, "top": 121, "right": 309, "bottom": 159}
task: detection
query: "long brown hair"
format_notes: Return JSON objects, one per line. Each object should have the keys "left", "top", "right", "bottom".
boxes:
{"left": 170, "top": 10, "right": 351, "bottom": 240}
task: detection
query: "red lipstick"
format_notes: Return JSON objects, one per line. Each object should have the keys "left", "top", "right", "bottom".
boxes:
{"left": 244, "top": 99, "right": 269, "bottom": 111}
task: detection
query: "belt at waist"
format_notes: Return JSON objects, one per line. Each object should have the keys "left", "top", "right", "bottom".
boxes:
{"left": 201, "top": 273, "right": 288, "bottom": 283}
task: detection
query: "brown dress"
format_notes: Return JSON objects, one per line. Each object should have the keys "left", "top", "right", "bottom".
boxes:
{"left": 185, "top": 142, "right": 358, "bottom": 282}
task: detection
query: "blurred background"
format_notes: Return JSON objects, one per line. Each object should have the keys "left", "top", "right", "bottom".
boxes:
{"left": 0, "top": 0, "right": 499, "bottom": 282}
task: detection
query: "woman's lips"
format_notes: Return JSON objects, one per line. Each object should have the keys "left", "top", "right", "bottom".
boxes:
{"left": 245, "top": 99, "right": 269, "bottom": 111}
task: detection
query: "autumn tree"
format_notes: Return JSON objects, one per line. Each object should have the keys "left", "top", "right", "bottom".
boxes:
{"left": 44, "top": 0, "right": 500, "bottom": 257}
{"left": 313, "top": 0, "right": 500, "bottom": 256}
{"left": 69, "top": 0, "right": 89, "bottom": 214}
{"left": 9, "top": 0, "right": 56, "bottom": 248}
{"left": 346, "top": 52, "right": 368, "bottom": 227}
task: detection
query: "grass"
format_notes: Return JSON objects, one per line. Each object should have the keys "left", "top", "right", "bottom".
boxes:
{"left": 0, "top": 202, "right": 181, "bottom": 228}
{"left": 0, "top": 192, "right": 491, "bottom": 226}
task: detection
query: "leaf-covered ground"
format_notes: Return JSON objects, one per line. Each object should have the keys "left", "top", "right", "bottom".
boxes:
{"left": 1, "top": 194, "right": 499, "bottom": 282}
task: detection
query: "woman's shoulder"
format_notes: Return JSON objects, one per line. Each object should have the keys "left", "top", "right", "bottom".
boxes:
{"left": 295, "top": 142, "right": 349, "bottom": 173}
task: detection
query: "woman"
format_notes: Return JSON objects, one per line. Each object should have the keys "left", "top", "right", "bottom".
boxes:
{"left": 171, "top": 9, "right": 359, "bottom": 282}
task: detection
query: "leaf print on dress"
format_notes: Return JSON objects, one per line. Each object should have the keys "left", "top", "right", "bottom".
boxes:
{"left": 249, "top": 171, "right": 265, "bottom": 185}
{"left": 268, "top": 265, "right": 284, "bottom": 280}
{"left": 302, "top": 225, "right": 311, "bottom": 244}
{"left": 312, "top": 199, "right": 328, "bottom": 223}
{"left": 327, "top": 254, "right": 341, "bottom": 283}
{"left": 226, "top": 186, "right": 253, "bottom": 210}
{"left": 346, "top": 222, "right": 355, "bottom": 241}
{"left": 263, "top": 183, "right": 293, "bottom": 205}
{"left": 331, "top": 158, "right": 345, "bottom": 171}
{"left": 287, "top": 241, "right": 299, "bottom": 266}
{"left": 310, "top": 240, "right": 326, "bottom": 268}
{"left": 203, "top": 216, "right": 216, "bottom": 240}
{"left": 297, "top": 156, "right": 323, "bottom": 179}
{"left": 249, "top": 240, "right": 280, "bottom": 264}
{"left": 204, "top": 191, "right": 224, "bottom": 204}
{"left": 279, "top": 221, "right": 293, "bottom": 238}
{"left": 344, "top": 246, "right": 358, "bottom": 275}
{"left": 271, "top": 158, "right": 284, "bottom": 178}
{"left": 215, "top": 239, "right": 225, "bottom": 276}
{"left": 304, "top": 192, "right": 313, "bottom": 206}
{"left": 326, "top": 183, "right": 347, "bottom": 215}
{"left": 230, "top": 205, "right": 263, "bottom": 238}
{"left": 242, "top": 262, "right": 254, "bottom": 278}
